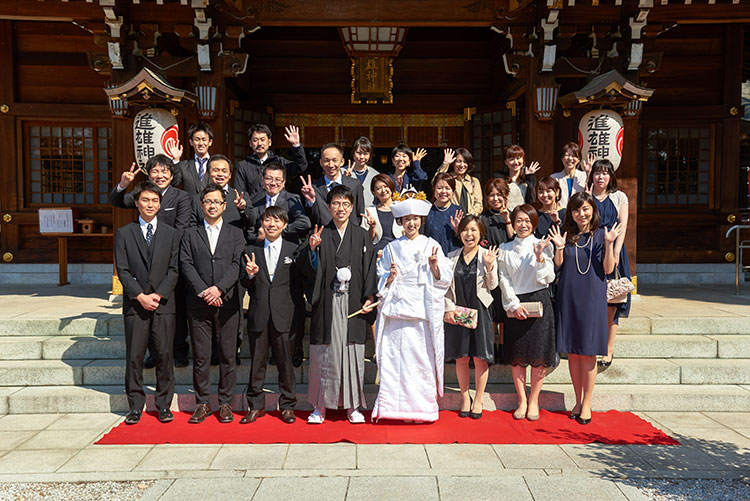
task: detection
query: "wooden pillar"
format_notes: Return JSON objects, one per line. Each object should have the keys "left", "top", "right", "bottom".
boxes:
{"left": 524, "top": 65, "right": 556, "bottom": 174}
{"left": 0, "top": 20, "right": 19, "bottom": 260}
{"left": 620, "top": 116, "right": 639, "bottom": 275}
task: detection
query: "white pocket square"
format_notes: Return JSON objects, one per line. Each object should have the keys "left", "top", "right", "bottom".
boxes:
{"left": 164, "top": 207, "right": 175, "bottom": 211}
{"left": 283, "top": 256, "right": 293, "bottom": 264}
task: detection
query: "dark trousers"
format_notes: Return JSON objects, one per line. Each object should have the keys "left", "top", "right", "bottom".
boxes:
{"left": 173, "top": 278, "right": 190, "bottom": 361}
{"left": 189, "top": 306, "right": 240, "bottom": 406}
{"left": 124, "top": 310, "right": 175, "bottom": 412}
{"left": 247, "top": 320, "right": 297, "bottom": 410}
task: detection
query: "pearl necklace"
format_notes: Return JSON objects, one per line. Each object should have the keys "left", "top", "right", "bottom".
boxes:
{"left": 574, "top": 232, "right": 593, "bottom": 275}
{"left": 434, "top": 203, "right": 451, "bottom": 212}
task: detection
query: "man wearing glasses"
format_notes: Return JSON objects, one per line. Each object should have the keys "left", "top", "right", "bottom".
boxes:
{"left": 180, "top": 183, "right": 245, "bottom": 424}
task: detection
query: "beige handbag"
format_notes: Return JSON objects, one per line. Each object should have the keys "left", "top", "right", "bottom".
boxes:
{"left": 518, "top": 301, "right": 543, "bottom": 318}
{"left": 607, "top": 269, "right": 634, "bottom": 304}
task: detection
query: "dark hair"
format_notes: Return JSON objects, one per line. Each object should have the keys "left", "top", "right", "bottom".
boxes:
{"left": 247, "top": 123, "right": 273, "bottom": 140}
{"left": 132, "top": 180, "right": 162, "bottom": 201}
{"left": 432, "top": 172, "right": 456, "bottom": 192}
{"left": 320, "top": 142, "right": 344, "bottom": 157}
{"left": 188, "top": 122, "right": 214, "bottom": 141}
{"left": 326, "top": 184, "right": 354, "bottom": 205}
{"left": 263, "top": 162, "right": 286, "bottom": 179}
{"left": 261, "top": 205, "right": 289, "bottom": 225}
{"left": 352, "top": 136, "right": 373, "bottom": 155}
{"left": 395, "top": 215, "right": 427, "bottom": 227}
{"left": 534, "top": 176, "right": 562, "bottom": 210}
{"left": 504, "top": 144, "right": 527, "bottom": 182}
{"left": 451, "top": 148, "right": 475, "bottom": 175}
{"left": 457, "top": 214, "right": 486, "bottom": 240}
{"left": 200, "top": 182, "right": 226, "bottom": 202}
{"left": 145, "top": 154, "right": 175, "bottom": 175}
{"left": 391, "top": 143, "right": 414, "bottom": 163}
{"left": 511, "top": 204, "right": 539, "bottom": 231}
{"left": 484, "top": 178, "right": 510, "bottom": 199}
{"left": 207, "top": 154, "right": 233, "bottom": 173}
{"left": 370, "top": 173, "right": 396, "bottom": 197}
{"left": 587, "top": 159, "right": 618, "bottom": 193}
{"left": 562, "top": 192, "right": 601, "bottom": 243}
{"left": 561, "top": 142, "right": 582, "bottom": 162}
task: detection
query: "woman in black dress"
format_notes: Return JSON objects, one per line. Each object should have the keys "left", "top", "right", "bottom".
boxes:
{"left": 361, "top": 173, "right": 403, "bottom": 254}
{"left": 444, "top": 215, "right": 499, "bottom": 419}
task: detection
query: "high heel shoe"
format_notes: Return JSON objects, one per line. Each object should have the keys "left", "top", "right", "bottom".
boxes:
{"left": 470, "top": 399, "right": 483, "bottom": 420}
{"left": 576, "top": 415, "right": 592, "bottom": 425}
{"left": 569, "top": 405, "right": 581, "bottom": 420}
{"left": 513, "top": 402, "right": 527, "bottom": 420}
{"left": 458, "top": 396, "right": 473, "bottom": 418}
{"left": 598, "top": 354, "right": 613, "bottom": 368}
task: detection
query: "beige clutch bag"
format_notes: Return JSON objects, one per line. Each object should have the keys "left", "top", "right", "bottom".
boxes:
{"left": 518, "top": 301, "right": 543, "bottom": 318}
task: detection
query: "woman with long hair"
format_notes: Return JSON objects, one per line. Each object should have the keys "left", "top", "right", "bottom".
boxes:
{"left": 550, "top": 142, "right": 594, "bottom": 208}
{"left": 424, "top": 172, "right": 463, "bottom": 255}
{"left": 361, "top": 173, "right": 404, "bottom": 254}
{"left": 493, "top": 145, "right": 540, "bottom": 211}
{"left": 533, "top": 176, "right": 566, "bottom": 238}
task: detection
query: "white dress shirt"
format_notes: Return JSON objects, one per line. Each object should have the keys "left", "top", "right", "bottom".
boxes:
{"left": 204, "top": 218, "right": 223, "bottom": 255}
{"left": 139, "top": 216, "right": 157, "bottom": 242}
{"left": 498, "top": 235, "right": 555, "bottom": 313}
{"left": 264, "top": 237, "right": 282, "bottom": 280}
{"left": 266, "top": 193, "right": 278, "bottom": 207}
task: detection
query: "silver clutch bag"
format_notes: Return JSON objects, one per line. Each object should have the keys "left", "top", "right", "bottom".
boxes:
{"left": 518, "top": 301, "right": 543, "bottom": 318}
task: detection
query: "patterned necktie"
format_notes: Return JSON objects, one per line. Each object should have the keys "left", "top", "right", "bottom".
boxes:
{"left": 329, "top": 181, "right": 340, "bottom": 192}
{"left": 145, "top": 223, "right": 153, "bottom": 246}
{"left": 197, "top": 159, "right": 206, "bottom": 181}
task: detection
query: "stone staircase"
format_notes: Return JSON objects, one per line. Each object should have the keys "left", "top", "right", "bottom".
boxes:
{"left": 0, "top": 313, "right": 749, "bottom": 414}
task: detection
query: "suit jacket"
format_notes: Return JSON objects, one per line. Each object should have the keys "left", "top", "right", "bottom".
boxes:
{"left": 179, "top": 221, "right": 245, "bottom": 311}
{"left": 173, "top": 158, "right": 206, "bottom": 197}
{"left": 444, "top": 246, "right": 499, "bottom": 311}
{"left": 307, "top": 175, "right": 365, "bottom": 227}
{"left": 115, "top": 220, "right": 181, "bottom": 315}
{"left": 234, "top": 147, "right": 309, "bottom": 198}
{"left": 190, "top": 187, "right": 253, "bottom": 240}
{"left": 344, "top": 165, "right": 379, "bottom": 207}
{"left": 247, "top": 189, "right": 311, "bottom": 244}
{"left": 110, "top": 185, "right": 192, "bottom": 230}
{"left": 240, "top": 239, "right": 301, "bottom": 333}
{"left": 551, "top": 169, "right": 588, "bottom": 208}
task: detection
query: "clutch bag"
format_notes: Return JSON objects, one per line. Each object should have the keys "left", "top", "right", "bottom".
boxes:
{"left": 446, "top": 306, "right": 478, "bottom": 329}
{"left": 607, "top": 269, "right": 634, "bottom": 304}
{"left": 518, "top": 301, "right": 543, "bottom": 318}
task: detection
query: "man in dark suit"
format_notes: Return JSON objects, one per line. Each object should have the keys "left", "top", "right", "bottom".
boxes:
{"left": 115, "top": 181, "right": 181, "bottom": 425}
{"left": 190, "top": 154, "right": 252, "bottom": 236}
{"left": 246, "top": 163, "right": 311, "bottom": 244}
{"left": 234, "top": 123, "right": 308, "bottom": 198}
{"left": 239, "top": 206, "right": 300, "bottom": 424}
{"left": 300, "top": 143, "right": 365, "bottom": 227}
{"left": 172, "top": 122, "right": 213, "bottom": 196}
{"left": 180, "top": 183, "right": 245, "bottom": 424}
{"left": 111, "top": 154, "right": 192, "bottom": 368}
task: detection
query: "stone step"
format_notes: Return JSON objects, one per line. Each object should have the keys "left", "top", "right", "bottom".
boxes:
{"left": 3, "top": 358, "right": 750, "bottom": 387}
{"left": 3, "top": 383, "right": 749, "bottom": 415}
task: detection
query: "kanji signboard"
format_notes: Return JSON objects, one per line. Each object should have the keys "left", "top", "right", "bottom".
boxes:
{"left": 578, "top": 110, "right": 624, "bottom": 170}
{"left": 132, "top": 109, "right": 180, "bottom": 170}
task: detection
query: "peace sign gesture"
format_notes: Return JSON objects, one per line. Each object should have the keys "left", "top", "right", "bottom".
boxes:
{"left": 284, "top": 125, "right": 301, "bottom": 147}
{"left": 549, "top": 225, "right": 567, "bottom": 249}
{"left": 533, "top": 235, "right": 552, "bottom": 262}
{"left": 414, "top": 147, "right": 427, "bottom": 163}
{"left": 443, "top": 148, "right": 456, "bottom": 166}
{"left": 244, "top": 252, "right": 259, "bottom": 276}
{"left": 118, "top": 162, "right": 140, "bottom": 189}
{"left": 300, "top": 175, "right": 316, "bottom": 204}
{"left": 525, "top": 160, "right": 541, "bottom": 176}
{"left": 482, "top": 245, "right": 500, "bottom": 270}
{"left": 233, "top": 189, "right": 246, "bottom": 210}
{"left": 450, "top": 209, "right": 465, "bottom": 234}
{"left": 343, "top": 160, "right": 355, "bottom": 178}
{"left": 309, "top": 225, "right": 324, "bottom": 251}
{"left": 428, "top": 246, "right": 441, "bottom": 279}
{"left": 361, "top": 211, "right": 376, "bottom": 229}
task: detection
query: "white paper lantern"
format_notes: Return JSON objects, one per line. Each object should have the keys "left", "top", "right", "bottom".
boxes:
{"left": 577, "top": 109, "right": 624, "bottom": 170}
{"left": 132, "top": 108, "right": 180, "bottom": 170}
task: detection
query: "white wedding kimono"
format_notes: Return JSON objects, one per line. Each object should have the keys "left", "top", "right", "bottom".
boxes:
{"left": 372, "top": 235, "right": 452, "bottom": 422}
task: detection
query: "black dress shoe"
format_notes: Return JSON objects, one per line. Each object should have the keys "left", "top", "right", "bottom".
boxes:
{"left": 144, "top": 356, "right": 156, "bottom": 369}
{"left": 292, "top": 347, "right": 303, "bottom": 368}
{"left": 218, "top": 404, "right": 234, "bottom": 423}
{"left": 598, "top": 355, "right": 613, "bottom": 368}
{"left": 469, "top": 410, "right": 483, "bottom": 420}
{"left": 268, "top": 354, "right": 276, "bottom": 366}
{"left": 158, "top": 409, "right": 174, "bottom": 423}
{"left": 240, "top": 409, "right": 266, "bottom": 424}
{"left": 174, "top": 357, "right": 189, "bottom": 368}
{"left": 188, "top": 404, "right": 211, "bottom": 424}
{"left": 235, "top": 354, "right": 241, "bottom": 366}
{"left": 280, "top": 409, "right": 296, "bottom": 424}
{"left": 458, "top": 396, "right": 473, "bottom": 418}
{"left": 124, "top": 410, "right": 141, "bottom": 425}
{"left": 569, "top": 412, "right": 580, "bottom": 420}
{"left": 576, "top": 415, "right": 592, "bottom": 425}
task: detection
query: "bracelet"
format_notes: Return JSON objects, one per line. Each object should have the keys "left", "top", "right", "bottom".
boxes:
{"left": 555, "top": 245, "right": 565, "bottom": 251}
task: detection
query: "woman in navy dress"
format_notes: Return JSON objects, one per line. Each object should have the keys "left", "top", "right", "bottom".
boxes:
{"left": 534, "top": 176, "right": 566, "bottom": 238}
{"left": 424, "top": 172, "right": 462, "bottom": 255}
{"left": 588, "top": 160, "right": 631, "bottom": 368}
{"left": 549, "top": 192, "right": 622, "bottom": 425}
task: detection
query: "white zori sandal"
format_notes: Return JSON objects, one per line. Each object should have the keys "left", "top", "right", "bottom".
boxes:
{"left": 307, "top": 408, "right": 326, "bottom": 424}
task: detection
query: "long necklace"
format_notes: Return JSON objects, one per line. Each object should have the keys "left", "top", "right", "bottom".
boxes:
{"left": 574, "top": 232, "right": 593, "bottom": 275}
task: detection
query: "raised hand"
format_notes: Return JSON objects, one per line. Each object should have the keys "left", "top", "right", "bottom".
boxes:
{"left": 428, "top": 246, "right": 441, "bottom": 279}
{"left": 172, "top": 140, "right": 183, "bottom": 162}
{"left": 549, "top": 210, "right": 560, "bottom": 224}
{"left": 244, "top": 252, "right": 259, "bottom": 276}
{"left": 119, "top": 162, "right": 139, "bottom": 189}
{"left": 361, "top": 211, "right": 376, "bottom": 229}
{"left": 344, "top": 160, "right": 355, "bottom": 177}
{"left": 549, "top": 225, "right": 567, "bottom": 248}
{"left": 300, "top": 175, "right": 316, "bottom": 204}
{"left": 284, "top": 125, "right": 301, "bottom": 147}
{"left": 604, "top": 222, "right": 623, "bottom": 244}
{"left": 533, "top": 235, "right": 552, "bottom": 262}
{"left": 386, "top": 260, "right": 398, "bottom": 285}
{"left": 582, "top": 152, "right": 596, "bottom": 175}
{"left": 309, "top": 224, "right": 324, "bottom": 251}
{"left": 482, "top": 245, "right": 500, "bottom": 269}
{"left": 233, "top": 189, "right": 246, "bottom": 210}
{"left": 443, "top": 148, "right": 456, "bottom": 166}
{"left": 414, "top": 147, "right": 427, "bottom": 163}
{"left": 256, "top": 226, "right": 266, "bottom": 242}
{"left": 525, "top": 161, "right": 541, "bottom": 176}
{"left": 450, "top": 209, "right": 465, "bottom": 234}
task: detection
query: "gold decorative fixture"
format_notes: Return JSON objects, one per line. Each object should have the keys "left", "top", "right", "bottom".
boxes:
{"left": 350, "top": 57, "right": 394, "bottom": 105}
{"left": 2, "top": 252, "right": 12, "bottom": 263}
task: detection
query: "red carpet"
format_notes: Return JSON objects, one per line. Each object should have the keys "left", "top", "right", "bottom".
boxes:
{"left": 96, "top": 409, "right": 678, "bottom": 445}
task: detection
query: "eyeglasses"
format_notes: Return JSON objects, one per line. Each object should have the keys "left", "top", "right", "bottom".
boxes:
{"left": 329, "top": 201, "right": 352, "bottom": 209}
{"left": 201, "top": 199, "right": 225, "bottom": 206}
{"left": 263, "top": 176, "right": 284, "bottom": 184}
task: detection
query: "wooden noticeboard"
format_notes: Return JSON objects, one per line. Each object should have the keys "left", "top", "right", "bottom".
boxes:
{"left": 38, "top": 208, "right": 74, "bottom": 234}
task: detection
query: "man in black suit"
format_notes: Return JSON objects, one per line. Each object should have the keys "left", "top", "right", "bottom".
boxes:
{"left": 111, "top": 154, "right": 192, "bottom": 368}
{"left": 300, "top": 143, "right": 365, "bottom": 227}
{"left": 173, "top": 122, "right": 213, "bottom": 196}
{"left": 239, "top": 206, "right": 300, "bottom": 424}
{"left": 180, "top": 183, "right": 245, "bottom": 424}
{"left": 115, "top": 181, "right": 181, "bottom": 425}
{"left": 246, "top": 163, "right": 311, "bottom": 244}
{"left": 234, "top": 123, "right": 308, "bottom": 198}
{"left": 190, "top": 154, "right": 252, "bottom": 236}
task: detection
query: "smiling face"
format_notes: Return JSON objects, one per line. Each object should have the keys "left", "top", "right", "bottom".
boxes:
{"left": 189, "top": 130, "right": 212, "bottom": 158}
{"left": 433, "top": 180, "right": 453, "bottom": 205}
{"left": 135, "top": 190, "right": 161, "bottom": 221}
{"left": 250, "top": 131, "right": 271, "bottom": 157}
{"left": 392, "top": 151, "right": 410, "bottom": 173}
{"left": 208, "top": 159, "right": 231, "bottom": 188}
{"left": 320, "top": 146, "right": 344, "bottom": 180}
{"left": 328, "top": 195, "right": 352, "bottom": 225}
{"left": 460, "top": 220, "right": 481, "bottom": 249}
{"left": 200, "top": 190, "right": 226, "bottom": 224}
{"left": 453, "top": 155, "right": 469, "bottom": 177}
{"left": 561, "top": 149, "right": 580, "bottom": 171}
{"left": 486, "top": 187, "right": 506, "bottom": 211}
{"left": 513, "top": 211, "right": 533, "bottom": 238}
{"left": 400, "top": 214, "right": 422, "bottom": 239}
{"left": 261, "top": 214, "right": 287, "bottom": 242}
{"left": 537, "top": 187, "right": 559, "bottom": 209}
{"left": 353, "top": 146, "right": 371, "bottom": 168}
{"left": 505, "top": 153, "right": 524, "bottom": 176}
{"left": 571, "top": 201, "right": 594, "bottom": 232}
{"left": 148, "top": 163, "right": 173, "bottom": 191}
{"left": 262, "top": 168, "right": 285, "bottom": 197}
{"left": 373, "top": 180, "right": 392, "bottom": 205}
